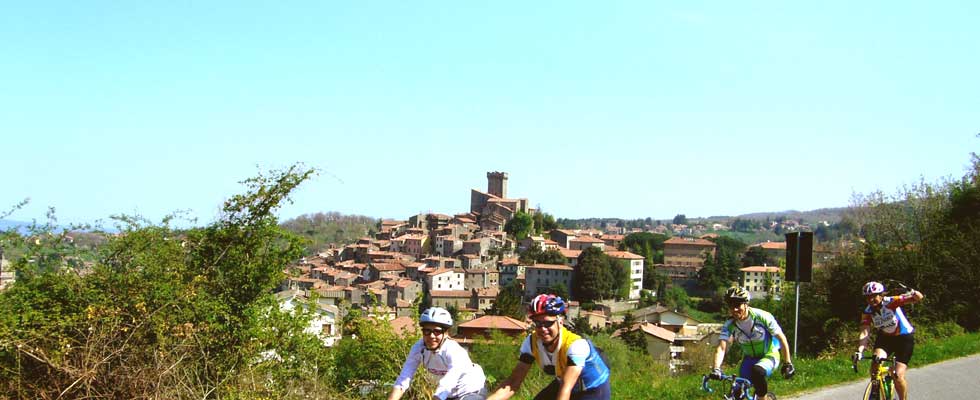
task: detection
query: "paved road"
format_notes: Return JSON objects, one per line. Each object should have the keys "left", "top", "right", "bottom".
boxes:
{"left": 788, "top": 354, "right": 980, "bottom": 400}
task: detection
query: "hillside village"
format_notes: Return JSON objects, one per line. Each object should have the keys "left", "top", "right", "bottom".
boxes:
{"left": 277, "top": 172, "right": 816, "bottom": 369}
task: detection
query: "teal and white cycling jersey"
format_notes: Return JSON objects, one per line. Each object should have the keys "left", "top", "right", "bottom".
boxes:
{"left": 719, "top": 307, "right": 784, "bottom": 359}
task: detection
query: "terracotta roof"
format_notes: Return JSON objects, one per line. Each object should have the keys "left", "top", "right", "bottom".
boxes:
{"left": 458, "top": 315, "right": 528, "bottom": 330}
{"left": 371, "top": 263, "right": 406, "bottom": 272}
{"left": 740, "top": 266, "right": 780, "bottom": 273}
{"left": 395, "top": 298, "right": 413, "bottom": 308}
{"left": 429, "top": 290, "right": 471, "bottom": 298}
{"left": 500, "top": 257, "right": 520, "bottom": 266}
{"left": 424, "top": 256, "right": 456, "bottom": 262}
{"left": 544, "top": 239, "right": 560, "bottom": 245}
{"left": 664, "top": 237, "right": 716, "bottom": 246}
{"left": 559, "top": 248, "right": 581, "bottom": 258}
{"left": 571, "top": 236, "right": 604, "bottom": 243}
{"left": 753, "top": 241, "right": 787, "bottom": 250}
{"left": 605, "top": 251, "right": 644, "bottom": 260}
{"left": 528, "top": 263, "right": 573, "bottom": 271}
{"left": 612, "top": 322, "right": 676, "bottom": 342}
{"left": 399, "top": 234, "right": 427, "bottom": 242}
{"left": 389, "top": 316, "right": 417, "bottom": 337}
{"left": 554, "top": 229, "right": 579, "bottom": 236}
{"left": 426, "top": 267, "right": 457, "bottom": 276}
{"left": 600, "top": 234, "right": 625, "bottom": 240}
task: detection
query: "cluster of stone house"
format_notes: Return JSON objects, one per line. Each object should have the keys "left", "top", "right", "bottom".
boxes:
{"left": 276, "top": 171, "right": 650, "bottom": 346}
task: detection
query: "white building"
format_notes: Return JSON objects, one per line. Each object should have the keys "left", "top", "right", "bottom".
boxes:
{"left": 739, "top": 266, "right": 782, "bottom": 300}
{"left": 424, "top": 267, "right": 464, "bottom": 291}
{"left": 607, "top": 251, "right": 645, "bottom": 299}
{"left": 276, "top": 289, "right": 341, "bottom": 347}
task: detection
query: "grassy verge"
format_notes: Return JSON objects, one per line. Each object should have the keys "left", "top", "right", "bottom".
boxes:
{"left": 643, "top": 331, "right": 980, "bottom": 400}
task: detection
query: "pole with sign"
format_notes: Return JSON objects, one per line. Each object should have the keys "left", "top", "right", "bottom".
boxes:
{"left": 785, "top": 231, "right": 813, "bottom": 357}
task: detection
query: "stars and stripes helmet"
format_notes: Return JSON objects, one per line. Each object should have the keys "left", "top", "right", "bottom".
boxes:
{"left": 528, "top": 294, "right": 567, "bottom": 316}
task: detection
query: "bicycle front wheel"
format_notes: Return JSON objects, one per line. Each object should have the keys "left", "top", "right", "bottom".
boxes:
{"left": 883, "top": 376, "right": 895, "bottom": 400}
{"left": 862, "top": 379, "right": 882, "bottom": 400}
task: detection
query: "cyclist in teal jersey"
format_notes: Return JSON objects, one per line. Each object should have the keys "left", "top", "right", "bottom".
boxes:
{"left": 710, "top": 287, "right": 794, "bottom": 400}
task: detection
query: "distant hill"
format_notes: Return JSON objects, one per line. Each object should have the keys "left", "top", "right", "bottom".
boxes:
{"left": 734, "top": 207, "right": 850, "bottom": 224}
{"left": 279, "top": 212, "right": 378, "bottom": 255}
{"left": 0, "top": 219, "right": 32, "bottom": 234}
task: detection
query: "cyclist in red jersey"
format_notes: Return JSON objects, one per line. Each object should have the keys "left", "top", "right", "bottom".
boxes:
{"left": 853, "top": 281, "right": 924, "bottom": 400}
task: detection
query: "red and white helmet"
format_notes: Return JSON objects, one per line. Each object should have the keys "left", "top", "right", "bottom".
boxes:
{"left": 862, "top": 281, "right": 885, "bottom": 296}
{"left": 528, "top": 294, "right": 567, "bottom": 316}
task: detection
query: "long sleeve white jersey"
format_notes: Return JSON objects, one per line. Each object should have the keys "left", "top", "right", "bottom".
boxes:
{"left": 393, "top": 338, "right": 486, "bottom": 400}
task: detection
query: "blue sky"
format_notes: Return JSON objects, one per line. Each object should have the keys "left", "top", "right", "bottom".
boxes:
{"left": 2, "top": 1, "right": 977, "bottom": 225}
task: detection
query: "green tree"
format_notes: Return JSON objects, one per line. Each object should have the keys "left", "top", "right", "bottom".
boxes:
{"left": 504, "top": 211, "right": 534, "bottom": 240}
{"left": 661, "top": 286, "right": 692, "bottom": 312}
{"left": 0, "top": 164, "right": 333, "bottom": 398}
{"left": 549, "top": 282, "right": 570, "bottom": 300}
{"left": 489, "top": 281, "right": 525, "bottom": 319}
{"left": 742, "top": 245, "right": 775, "bottom": 267}
{"left": 574, "top": 247, "right": 614, "bottom": 302}
{"left": 518, "top": 244, "right": 566, "bottom": 265}
{"left": 672, "top": 214, "right": 688, "bottom": 225}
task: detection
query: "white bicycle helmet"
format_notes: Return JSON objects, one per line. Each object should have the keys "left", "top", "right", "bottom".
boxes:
{"left": 862, "top": 281, "right": 885, "bottom": 296}
{"left": 420, "top": 307, "right": 453, "bottom": 328}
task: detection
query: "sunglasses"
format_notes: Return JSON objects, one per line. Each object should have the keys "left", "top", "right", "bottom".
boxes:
{"left": 533, "top": 319, "right": 558, "bottom": 329}
{"left": 422, "top": 328, "right": 445, "bottom": 336}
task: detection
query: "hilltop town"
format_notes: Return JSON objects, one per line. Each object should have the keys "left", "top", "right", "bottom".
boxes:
{"left": 277, "top": 171, "right": 831, "bottom": 369}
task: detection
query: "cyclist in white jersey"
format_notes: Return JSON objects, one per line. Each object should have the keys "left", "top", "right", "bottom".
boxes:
{"left": 853, "top": 281, "right": 924, "bottom": 400}
{"left": 389, "top": 307, "right": 487, "bottom": 400}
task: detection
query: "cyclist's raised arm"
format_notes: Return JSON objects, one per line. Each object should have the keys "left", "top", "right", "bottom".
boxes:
{"left": 908, "top": 289, "right": 924, "bottom": 303}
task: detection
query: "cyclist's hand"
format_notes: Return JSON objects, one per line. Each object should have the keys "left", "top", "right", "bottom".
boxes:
{"left": 852, "top": 352, "right": 862, "bottom": 363}
{"left": 781, "top": 362, "right": 795, "bottom": 379}
{"left": 709, "top": 368, "right": 723, "bottom": 380}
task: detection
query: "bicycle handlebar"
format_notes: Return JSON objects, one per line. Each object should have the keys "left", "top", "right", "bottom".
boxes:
{"left": 701, "top": 373, "right": 753, "bottom": 393}
{"left": 851, "top": 353, "right": 896, "bottom": 372}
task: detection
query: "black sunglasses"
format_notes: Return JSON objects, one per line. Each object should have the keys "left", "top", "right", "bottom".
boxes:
{"left": 422, "top": 328, "right": 445, "bottom": 336}
{"left": 533, "top": 319, "right": 558, "bottom": 329}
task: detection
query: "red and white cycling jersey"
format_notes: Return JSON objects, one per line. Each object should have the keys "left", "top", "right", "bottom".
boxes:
{"left": 862, "top": 294, "right": 915, "bottom": 336}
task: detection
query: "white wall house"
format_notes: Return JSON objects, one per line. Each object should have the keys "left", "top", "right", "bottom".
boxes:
{"left": 425, "top": 268, "right": 464, "bottom": 291}
{"left": 607, "top": 251, "right": 645, "bottom": 299}
{"left": 277, "top": 290, "right": 341, "bottom": 347}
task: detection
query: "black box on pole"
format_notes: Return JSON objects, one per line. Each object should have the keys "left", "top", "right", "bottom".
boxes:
{"left": 785, "top": 231, "right": 813, "bottom": 282}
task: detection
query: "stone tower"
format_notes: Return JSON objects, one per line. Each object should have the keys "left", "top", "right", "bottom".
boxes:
{"left": 487, "top": 171, "right": 508, "bottom": 198}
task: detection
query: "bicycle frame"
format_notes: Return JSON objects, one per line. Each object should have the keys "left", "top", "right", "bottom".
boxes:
{"left": 702, "top": 373, "right": 753, "bottom": 400}
{"left": 852, "top": 354, "right": 896, "bottom": 400}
